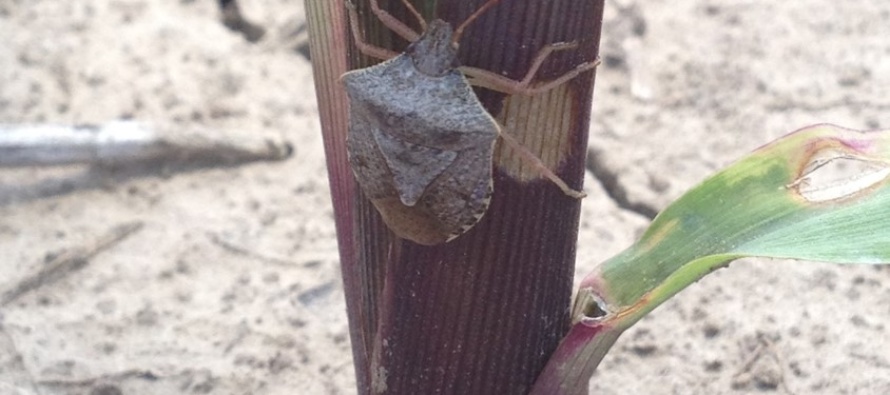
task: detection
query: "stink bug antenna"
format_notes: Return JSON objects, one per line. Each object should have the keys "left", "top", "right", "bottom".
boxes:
{"left": 399, "top": 0, "right": 427, "bottom": 31}
{"left": 452, "top": 0, "right": 504, "bottom": 46}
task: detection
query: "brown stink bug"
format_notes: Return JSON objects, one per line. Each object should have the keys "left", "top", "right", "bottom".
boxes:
{"left": 342, "top": 0, "right": 598, "bottom": 245}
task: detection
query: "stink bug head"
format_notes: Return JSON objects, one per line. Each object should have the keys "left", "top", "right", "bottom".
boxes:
{"left": 401, "top": 0, "right": 507, "bottom": 77}
{"left": 405, "top": 20, "right": 460, "bottom": 77}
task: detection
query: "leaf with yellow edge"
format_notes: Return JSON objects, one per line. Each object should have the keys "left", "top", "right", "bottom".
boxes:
{"left": 532, "top": 124, "right": 890, "bottom": 394}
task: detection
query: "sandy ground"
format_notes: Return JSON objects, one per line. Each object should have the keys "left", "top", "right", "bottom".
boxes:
{"left": 1, "top": 0, "right": 889, "bottom": 394}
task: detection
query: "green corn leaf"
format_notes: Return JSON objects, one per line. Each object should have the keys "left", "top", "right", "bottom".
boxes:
{"left": 532, "top": 124, "right": 890, "bottom": 394}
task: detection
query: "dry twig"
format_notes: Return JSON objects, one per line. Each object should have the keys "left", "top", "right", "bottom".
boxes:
{"left": 0, "top": 221, "right": 144, "bottom": 306}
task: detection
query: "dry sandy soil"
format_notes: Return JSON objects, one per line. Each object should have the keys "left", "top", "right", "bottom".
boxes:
{"left": 2, "top": 0, "right": 889, "bottom": 394}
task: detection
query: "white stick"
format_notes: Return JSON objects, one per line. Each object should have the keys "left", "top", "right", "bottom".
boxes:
{"left": 0, "top": 121, "right": 292, "bottom": 167}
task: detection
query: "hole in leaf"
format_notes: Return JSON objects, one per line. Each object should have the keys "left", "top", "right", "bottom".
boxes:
{"left": 572, "top": 287, "right": 609, "bottom": 323}
{"left": 788, "top": 149, "right": 890, "bottom": 203}
{"left": 582, "top": 299, "right": 608, "bottom": 319}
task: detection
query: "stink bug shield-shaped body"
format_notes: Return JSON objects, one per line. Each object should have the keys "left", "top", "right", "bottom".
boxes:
{"left": 344, "top": 20, "right": 497, "bottom": 245}
{"left": 342, "top": 0, "right": 597, "bottom": 245}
